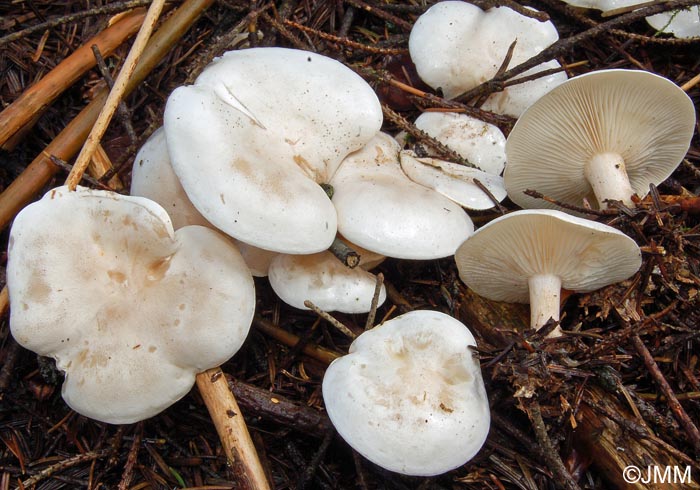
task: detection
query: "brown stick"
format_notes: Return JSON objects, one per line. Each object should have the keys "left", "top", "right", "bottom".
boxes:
{"left": 196, "top": 368, "right": 271, "bottom": 490}
{"left": 630, "top": 334, "right": 700, "bottom": 453}
{"left": 0, "top": 0, "right": 215, "bottom": 231}
{"left": 66, "top": 0, "right": 167, "bottom": 190}
{"left": 525, "top": 401, "right": 582, "bottom": 490}
{"left": 0, "top": 9, "right": 146, "bottom": 150}
{"left": 253, "top": 315, "right": 342, "bottom": 365}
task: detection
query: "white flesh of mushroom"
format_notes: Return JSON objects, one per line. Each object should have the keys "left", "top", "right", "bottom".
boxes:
{"left": 322, "top": 310, "right": 490, "bottom": 476}
{"left": 7, "top": 186, "right": 255, "bottom": 424}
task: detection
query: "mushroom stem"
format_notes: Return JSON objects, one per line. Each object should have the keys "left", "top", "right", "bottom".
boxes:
{"left": 584, "top": 153, "right": 635, "bottom": 208}
{"left": 528, "top": 273, "right": 563, "bottom": 337}
{"left": 196, "top": 369, "right": 270, "bottom": 490}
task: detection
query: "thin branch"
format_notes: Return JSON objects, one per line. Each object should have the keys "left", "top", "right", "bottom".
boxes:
{"left": 630, "top": 334, "right": 700, "bottom": 453}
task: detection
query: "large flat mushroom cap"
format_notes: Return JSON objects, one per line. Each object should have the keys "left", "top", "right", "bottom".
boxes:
{"left": 331, "top": 133, "right": 474, "bottom": 259}
{"left": 505, "top": 69, "right": 696, "bottom": 211}
{"left": 7, "top": 186, "right": 255, "bottom": 424}
{"left": 455, "top": 209, "right": 641, "bottom": 303}
{"left": 323, "top": 310, "right": 490, "bottom": 476}
{"left": 163, "top": 47, "right": 383, "bottom": 254}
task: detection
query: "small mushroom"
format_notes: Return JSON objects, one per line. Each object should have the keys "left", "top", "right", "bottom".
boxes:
{"left": 268, "top": 246, "right": 386, "bottom": 314}
{"left": 454, "top": 209, "right": 641, "bottom": 336}
{"left": 505, "top": 69, "right": 696, "bottom": 210}
{"left": 331, "top": 132, "right": 474, "bottom": 259}
{"left": 163, "top": 47, "right": 383, "bottom": 254}
{"left": 7, "top": 186, "right": 255, "bottom": 423}
{"left": 322, "top": 310, "right": 490, "bottom": 476}
{"left": 412, "top": 112, "right": 507, "bottom": 175}
{"left": 408, "top": 1, "right": 567, "bottom": 117}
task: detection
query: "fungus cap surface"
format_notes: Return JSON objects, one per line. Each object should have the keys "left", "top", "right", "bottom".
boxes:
{"left": 7, "top": 186, "right": 255, "bottom": 424}
{"left": 322, "top": 310, "right": 490, "bottom": 476}
{"left": 268, "top": 251, "right": 386, "bottom": 313}
{"left": 413, "top": 112, "right": 506, "bottom": 175}
{"left": 408, "top": 1, "right": 566, "bottom": 116}
{"left": 331, "top": 133, "right": 474, "bottom": 259}
{"left": 163, "top": 47, "right": 383, "bottom": 254}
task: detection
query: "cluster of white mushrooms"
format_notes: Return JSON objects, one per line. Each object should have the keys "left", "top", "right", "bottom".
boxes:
{"left": 5, "top": 0, "right": 698, "bottom": 480}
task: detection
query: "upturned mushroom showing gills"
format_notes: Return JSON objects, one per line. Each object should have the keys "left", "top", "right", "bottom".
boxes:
{"left": 505, "top": 69, "right": 696, "bottom": 211}
{"left": 7, "top": 186, "right": 256, "bottom": 424}
{"left": 322, "top": 310, "right": 490, "bottom": 476}
{"left": 163, "top": 47, "right": 383, "bottom": 254}
{"left": 408, "top": 1, "right": 567, "bottom": 117}
{"left": 455, "top": 210, "right": 641, "bottom": 337}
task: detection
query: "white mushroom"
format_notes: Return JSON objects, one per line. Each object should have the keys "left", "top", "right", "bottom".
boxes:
{"left": 268, "top": 248, "right": 386, "bottom": 314}
{"left": 454, "top": 209, "right": 642, "bottom": 336}
{"left": 163, "top": 47, "right": 383, "bottom": 254}
{"left": 322, "top": 310, "right": 490, "bottom": 476}
{"left": 7, "top": 186, "right": 255, "bottom": 424}
{"left": 408, "top": 1, "right": 567, "bottom": 117}
{"left": 412, "top": 112, "right": 507, "bottom": 175}
{"left": 331, "top": 132, "right": 474, "bottom": 259}
{"left": 399, "top": 152, "right": 507, "bottom": 210}
{"left": 646, "top": 7, "right": 700, "bottom": 38}
{"left": 505, "top": 69, "right": 696, "bottom": 210}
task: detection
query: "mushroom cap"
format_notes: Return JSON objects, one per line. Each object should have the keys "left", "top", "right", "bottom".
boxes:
{"left": 322, "top": 310, "right": 490, "bottom": 476}
{"left": 7, "top": 186, "right": 255, "bottom": 424}
{"left": 131, "top": 127, "right": 212, "bottom": 229}
{"left": 455, "top": 209, "right": 642, "bottom": 303}
{"left": 505, "top": 69, "right": 696, "bottom": 211}
{"left": 399, "top": 151, "right": 507, "bottom": 210}
{"left": 647, "top": 7, "right": 700, "bottom": 39}
{"left": 413, "top": 112, "right": 506, "bottom": 175}
{"left": 163, "top": 47, "right": 383, "bottom": 254}
{"left": 331, "top": 132, "right": 474, "bottom": 259}
{"left": 408, "top": 1, "right": 565, "bottom": 116}
{"left": 268, "top": 251, "right": 386, "bottom": 314}
{"left": 131, "top": 128, "right": 277, "bottom": 276}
